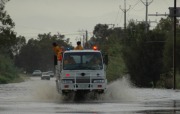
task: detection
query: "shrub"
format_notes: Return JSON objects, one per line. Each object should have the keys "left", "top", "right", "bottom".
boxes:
{"left": 0, "top": 54, "right": 19, "bottom": 84}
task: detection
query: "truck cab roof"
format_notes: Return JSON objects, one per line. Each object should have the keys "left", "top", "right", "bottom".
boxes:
{"left": 64, "top": 49, "right": 101, "bottom": 53}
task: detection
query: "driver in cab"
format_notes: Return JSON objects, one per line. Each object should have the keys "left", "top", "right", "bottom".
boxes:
{"left": 64, "top": 55, "right": 75, "bottom": 65}
{"left": 89, "top": 56, "right": 101, "bottom": 66}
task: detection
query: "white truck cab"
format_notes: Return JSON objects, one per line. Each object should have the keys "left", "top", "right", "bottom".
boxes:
{"left": 55, "top": 49, "right": 107, "bottom": 95}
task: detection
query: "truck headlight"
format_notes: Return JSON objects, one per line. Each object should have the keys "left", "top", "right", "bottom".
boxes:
{"left": 62, "top": 79, "right": 73, "bottom": 84}
{"left": 93, "top": 79, "right": 105, "bottom": 83}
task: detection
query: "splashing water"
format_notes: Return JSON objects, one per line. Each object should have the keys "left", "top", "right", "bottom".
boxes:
{"left": 31, "top": 82, "right": 62, "bottom": 102}
{"left": 1, "top": 77, "right": 180, "bottom": 104}
{"left": 30, "top": 77, "right": 137, "bottom": 102}
{"left": 102, "top": 76, "right": 136, "bottom": 102}
{"left": 29, "top": 77, "right": 180, "bottom": 103}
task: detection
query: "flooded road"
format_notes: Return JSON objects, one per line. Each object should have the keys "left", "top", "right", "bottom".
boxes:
{"left": 0, "top": 77, "right": 180, "bottom": 114}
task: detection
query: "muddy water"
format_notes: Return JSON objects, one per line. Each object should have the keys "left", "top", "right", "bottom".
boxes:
{"left": 0, "top": 77, "right": 180, "bottom": 114}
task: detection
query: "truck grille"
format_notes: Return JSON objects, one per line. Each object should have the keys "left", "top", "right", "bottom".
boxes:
{"left": 76, "top": 78, "right": 91, "bottom": 83}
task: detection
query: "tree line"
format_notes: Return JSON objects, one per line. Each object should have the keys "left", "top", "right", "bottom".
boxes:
{"left": 0, "top": 0, "right": 180, "bottom": 88}
{"left": 91, "top": 19, "right": 180, "bottom": 88}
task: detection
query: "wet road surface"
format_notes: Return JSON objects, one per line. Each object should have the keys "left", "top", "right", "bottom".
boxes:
{"left": 0, "top": 77, "right": 180, "bottom": 114}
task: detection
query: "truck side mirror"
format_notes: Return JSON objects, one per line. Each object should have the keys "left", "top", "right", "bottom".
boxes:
{"left": 103, "top": 54, "right": 108, "bottom": 65}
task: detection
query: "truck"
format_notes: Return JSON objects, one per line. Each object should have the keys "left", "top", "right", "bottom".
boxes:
{"left": 55, "top": 48, "right": 108, "bottom": 97}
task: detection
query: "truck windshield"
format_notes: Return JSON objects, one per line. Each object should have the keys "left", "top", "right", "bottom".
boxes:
{"left": 63, "top": 52, "right": 103, "bottom": 70}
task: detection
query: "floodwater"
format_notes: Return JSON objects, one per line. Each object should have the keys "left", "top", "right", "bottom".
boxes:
{"left": 0, "top": 77, "right": 180, "bottom": 114}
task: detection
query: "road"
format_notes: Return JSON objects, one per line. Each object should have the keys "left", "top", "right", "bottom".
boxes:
{"left": 0, "top": 77, "right": 180, "bottom": 114}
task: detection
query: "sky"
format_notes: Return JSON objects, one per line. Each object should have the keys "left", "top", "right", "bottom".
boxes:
{"left": 5, "top": 0, "right": 179, "bottom": 46}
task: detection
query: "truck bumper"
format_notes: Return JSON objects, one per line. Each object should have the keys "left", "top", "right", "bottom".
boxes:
{"left": 57, "top": 81, "right": 106, "bottom": 94}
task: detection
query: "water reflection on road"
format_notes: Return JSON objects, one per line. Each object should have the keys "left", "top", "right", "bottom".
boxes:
{"left": 0, "top": 77, "right": 180, "bottom": 114}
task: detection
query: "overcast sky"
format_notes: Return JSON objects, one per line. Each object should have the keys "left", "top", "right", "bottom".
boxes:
{"left": 5, "top": 0, "right": 179, "bottom": 46}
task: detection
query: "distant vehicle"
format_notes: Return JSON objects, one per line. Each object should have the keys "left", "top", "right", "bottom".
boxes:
{"left": 48, "top": 71, "right": 54, "bottom": 77}
{"left": 41, "top": 72, "right": 50, "bottom": 80}
{"left": 32, "top": 70, "right": 42, "bottom": 76}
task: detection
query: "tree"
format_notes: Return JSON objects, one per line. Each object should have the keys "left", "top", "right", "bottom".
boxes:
{"left": 93, "top": 24, "right": 109, "bottom": 39}
{"left": 155, "top": 17, "right": 173, "bottom": 32}
{"left": 92, "top": 24, "right": 112, "bottom": 52}
{"left": 106, "top": 27, "right": 127, "bottom": 82}
{"left": 11, "top": 36, "right": 26, "bottom": 55}
{"left": 122, "top": 21, "right": 166, "bottom": 87}
{"left": 0, "top": 0, "right": 16, "bottom": 57}
{"left": 0, "top": 0, "right": 21, "bottom": 83}
{"left": 90, "top": 24, "right": 127, "bottom": 82}
{"left": 15, "top": 33, "right": 72, "bottom": 73}
{"left": 159, "top": 17, "right": 180, "bottom": 73}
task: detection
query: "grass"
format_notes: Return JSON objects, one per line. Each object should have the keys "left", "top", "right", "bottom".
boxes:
{"left": 9, "top": 73, "right": 30, "bottom": 83}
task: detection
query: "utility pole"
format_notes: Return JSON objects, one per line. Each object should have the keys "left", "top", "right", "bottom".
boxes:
{"left": 146, "top": 0, "right": 179, "bottom": 90}
{"left": 173, "top": 0, "right": 177, "bottom": 90}
{"left": 82, "top": 34, "right": 85, "bottom": 47}
{"left": 120, "top": 0, "right": 130, "bottom": 30}
{"left": 169, "top": 2, "right": 180, "bottom": 90}
{"left": 140, "top": 0, "right": 153, "bottom": 32}
{"left": 84, "top": 30, "right": 88, "bottom": 49}
{"left": 85, "top": 30, "right": 88, "bottom": 43}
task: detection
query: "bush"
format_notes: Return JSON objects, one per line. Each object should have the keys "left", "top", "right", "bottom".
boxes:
{"left": 107, "top": 55, "right": 127, "bottom": 82}
{"left": 0, "top": 54, "right": 19, "bottom": 84}
{"left": 0, "top": 75, "right": 9, "bottom": 84}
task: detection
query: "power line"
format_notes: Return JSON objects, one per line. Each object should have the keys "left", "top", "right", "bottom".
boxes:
{"left": 130, "top": 0, "right": 141, "bottom": 10}
{"left": 17, "top": 31, "right": 93, "bottom": 36}
{"left": 114, "top": 8, "right": 121, "bottom": 25}
{"left": 127, "top": 0, "right": 141, "bottom": 20}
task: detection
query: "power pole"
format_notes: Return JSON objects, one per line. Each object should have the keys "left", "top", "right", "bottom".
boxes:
{"left": 149, "top": 0, "right": 179, "bottom": 89}
{"left": 120, "top": 0, "right": 131, "bottom": 30}
{"left": 173, "top": 0, "right": 177, "bottom": 90}
{"left": 82, "top": 34, "right": 85, "bottom": 47}
{"left": 140, "top": 0, "right": 153, "bottom": 32}
{"left": 85, "top": 30, "right": 88, "bottom": 43}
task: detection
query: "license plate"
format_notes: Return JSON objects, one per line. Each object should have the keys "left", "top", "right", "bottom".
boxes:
{"left": 78, "top": 84, "right": 89, "bottom": 88}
